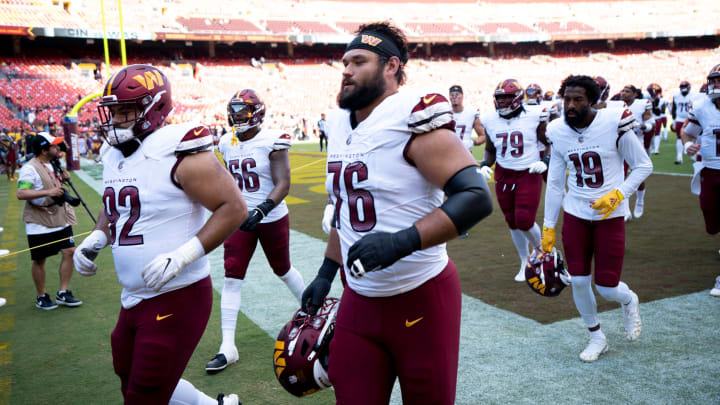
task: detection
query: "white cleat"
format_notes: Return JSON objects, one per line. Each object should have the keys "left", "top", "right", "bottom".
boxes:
{"left": 633, "top": 202, "right": 644, "bottom": 219}
{"left": 515, "top": 260, "right": 527, "bottom": 282}
{"left": 624, "top": 212, "right": 632, "bottom": 222}
{"left": 710, "top": 276, "right": 720, "bottom": 297}
{"left": 217, "top": 393, "right": 240, "bottom": 405}
{"left": 579, "top": 337, "right": 609, "bottom": 362}
{"left": 622, "top": 291, "right": 642, "bottom": 341}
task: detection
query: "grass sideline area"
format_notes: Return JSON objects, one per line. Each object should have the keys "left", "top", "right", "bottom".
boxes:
{"left": 0, "top": 127, "right": 716, "bottom": 404}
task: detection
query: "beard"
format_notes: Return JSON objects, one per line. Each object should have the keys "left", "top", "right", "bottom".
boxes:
{"left": 337, "top": 65, "right": 386, "bottom": 111}
{"left": 564, "top": 105, "right": 590, "bottom": 128}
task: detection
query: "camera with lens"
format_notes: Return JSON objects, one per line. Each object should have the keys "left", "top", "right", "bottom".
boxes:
{"left": 52, "top": 189, "right": 81, "bottom": 207}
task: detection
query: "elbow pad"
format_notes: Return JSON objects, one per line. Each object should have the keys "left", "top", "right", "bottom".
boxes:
{"left": 440, "top": 165, "right": 493, "bottom": 234}
{"left": 684, "top": 121, "right": 702, "bottom": 138}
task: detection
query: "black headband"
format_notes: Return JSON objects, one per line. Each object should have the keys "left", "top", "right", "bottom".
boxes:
{"left": 346, "top": 31, "right": 404, "bottom": 61}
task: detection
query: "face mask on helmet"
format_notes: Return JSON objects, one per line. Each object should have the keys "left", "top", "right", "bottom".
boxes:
{"left": 274, "top": 297, "right": 339, "bottom": 398}
{"left": 525, "top": 248, "right": 571, "bottom": 297}
{"left": 495, "top": 94, "right": 522, "bottom": 116}
{"left": 680, "top": 82, "right": 691, "bottom": 96}
{"left": 228, "top": 102, "right": 263, "bottom": 133}
{"left": 707, "top": 76, "right": 720, "bottom": 100}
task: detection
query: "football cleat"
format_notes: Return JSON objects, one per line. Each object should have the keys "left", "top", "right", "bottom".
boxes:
{"left": 206, "top": 346, "right": 239, "bottom": 374}
{"left": 633, "top": 201, "right": 644, "bottom": 219}
{"left": 622, "top": 291, "right": 642, "bottom": 341}
{"left": 579, "top": 337, "right": 609, "bottom": 362}
{"left": 216, "top": 393, "right": 240, "bottom": 405}
{"left": 710, "top": 276, "right": 720, "bottom": 297}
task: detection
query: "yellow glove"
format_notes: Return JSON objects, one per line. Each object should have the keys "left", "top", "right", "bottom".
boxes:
{"left": 591, "top": 189, "right": 624, "bottom": 220}
{"left": 541, "top": 227, "right": 555, "bottom": 253}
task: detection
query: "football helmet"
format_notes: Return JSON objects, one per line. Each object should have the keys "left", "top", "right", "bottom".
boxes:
{"left": 647, "top": 83, "right": 662, "bottom": 99}
{"left": 524, "top": 248, "right": 571, "bottom": 297}
{"left": 707, "top": 64, "right": 720, "bottom": 100}
{"left": 494, "top": 79, "right": 524, "bottom": 117}
{"left": 97, "top": 64, "right": 173, "bottom": 146}
{"left": 525, "top": 83, "right": 542, "bottom": 105}
{"left": 274, "top": 297, "right": 339, "bottom": 397}
{"left": 595, "top": 76, "right": 610, "bottom": 103}
{"left": 700, "top": 83, "right": 708, "bottom": 94}
{"left": 227, "top": 89, "right": 265, "bottom": 133}
{"left": 543, "top": 91, "right": 555, "bottom": 102}
{"left": 679, "top": 80, "right": 691, "bottom": 95}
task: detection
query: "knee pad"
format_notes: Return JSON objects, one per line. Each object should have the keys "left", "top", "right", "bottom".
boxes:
{"left": 595, "top": 284, "right": 621, "bottom": 302}
{"left": 571, "top": 274, "right": 592, "bottom": 289}
{"left": 514, "top": 210, "right": 534, "bottom": 231}
{"left": 224, "top": 256, "right": 248, "bottom": 279}
{"left": 131, "top": 341, "right": 173, "bottom": 390}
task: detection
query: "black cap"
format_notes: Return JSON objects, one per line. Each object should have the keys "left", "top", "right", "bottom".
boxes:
{"left": 449, "top": 85, "right": 463, "bottom": 94}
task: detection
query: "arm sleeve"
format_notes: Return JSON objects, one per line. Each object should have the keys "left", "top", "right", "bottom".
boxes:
{"left": 617, "top": 130, "right": 653, "bottom": 198}
{"left": 542, "top": 144, "right": 566, "bottom": 228}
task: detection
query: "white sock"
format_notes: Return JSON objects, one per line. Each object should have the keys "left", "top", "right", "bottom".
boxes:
{"left": 652, "top": 135, "right": 660, "bottom": 152}
{"left": 636, "top": 189, "right": 645, "bottom": 205}
{"left": 590, "top": 328, "right": 606, "bottom": 341}
{"left": 220, "top": 277, "right": 243, "bottom": 352}
{"left": 170, "top": 378, "right": 217, "bottom": 405}
{"left": 521, "top": 223, "right": 542, "bottom": 252}
{"left": 676, "top": 138, "right": 683, "bottom": 160}
{"left": 509, "top": 229, "right": 529, "bottom": 262}
{"left": 595, "top": 281, "right": 633, "bottom": 305}
{"left": 279, "top": 266, "right": 305, "bottom": 304}
{"left": 571, "top": 275, "right": 599, "bottom": 329}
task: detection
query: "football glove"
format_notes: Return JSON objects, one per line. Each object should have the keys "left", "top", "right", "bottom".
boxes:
{"left": 346, "top": 226, "right": 421, "bottom": 279}
{"left": 541, "top": 227, "right": 556, "bottom": 253}
{"left": 142, "top": 236, "right": 205, "bottom": 292}
{"left": 73, "top": 229, "right": 108, "bottom": 276}
{"left": 478, "top": 165, "right": 494, "bottom": 181}
{"left": 301, "top": 257, "right": 339, "bottom": 316}
{"left": 240, "top": 199, "right": 276, "bottom": 232}
{"left": 528, "top": 161, "right": 547, "bottom": 174}
{"left": 321, "top": 203, "right": 334, "bottom": 235}
{"left": 591, "top": 189, "right": 624, "bottom": 220}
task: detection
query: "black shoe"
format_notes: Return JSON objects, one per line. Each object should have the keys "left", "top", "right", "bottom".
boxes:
{"left": 56, "top": 290, "right": 82, "bottom": 307}
{"left": 36, "top": 293, "right": 58, "bottom": 310}
{"left": 458, "top": 232, "right": 469, "bottom": 239}
{"left": 206, "top": 353, "right": 230, "bottom": 374}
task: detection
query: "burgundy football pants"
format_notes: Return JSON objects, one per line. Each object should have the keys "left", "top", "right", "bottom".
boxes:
{"left": 561, "top": 213, "right": 625, "bottom": 287}
{"left": 223, "top": 214, "right": 291, "bottom": 279}
{"left": 700, "top": 167, "right": 720, "bottom": 235}
{"left": 494, "top": 164, "right": 543, "bottom": 231}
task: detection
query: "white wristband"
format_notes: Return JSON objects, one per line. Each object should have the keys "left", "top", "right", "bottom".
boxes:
{"left": 86, "top": 229, "right": 108, "bottom": 250}
{"left": 176, "top": 236, "right": 205, "bottom": 267}
{"left": 684, "top": 141, "right": 694, "bottom": 154}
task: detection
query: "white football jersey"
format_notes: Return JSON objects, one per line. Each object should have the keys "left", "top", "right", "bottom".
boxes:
{"left": 628, "top": 98, "right": 652, "bottom": 142}
{"left": 101, "top": 122, "right": 214, "bottom": 309}
{"left": 217, "top": 128, "right": 290, "bottom": 223}
{"left": 673, "top": 92, "right": 695, "bottom": 122}
{"left": 605, "top": 100, "right": 627, "bottom": 109}
{"left": 541, "top": 99, "right": 560, "bottom": 117}
{"left": 544, "top": 109, "right": 653, "bottom": 225}
{"left": 325, "top": 90, "right": 452, "bottom": 297}
{"left": 452, "top": 107, "right": 479, "bottom": 150}
{"left": 481, "top": 107, "right": 547, "bottom": 170}
{"left": 688, "top": 97, "right": 720, "bottom": 170}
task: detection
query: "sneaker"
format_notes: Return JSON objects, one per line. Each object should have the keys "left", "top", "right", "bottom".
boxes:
{"left": 458, "top": 232, "right": 469, "bottom": 239}
{"left": 206, "top": 346, "right": 239, "bottom": 374}
{"left": 579, "top": 337, "right": 608, "bottom": 362}
{"left": 56, "top": 290, "right": 83, "bottom": 307}
{"left": 633, "top": 201, "right": 644, "bottom": 219}
{"left": 216, "top": 393, "right": 239, "bottom": 405}
{"left": 36, "top": 293, "right": 58, "bottom": 310}
{"left": 0, "top": 249, "right": 8, "bottom": 257}
{"left": 0, "top": 297, "right": 6, "bottom": 307}
{"left": 622, "top": 291, "right": 642, "bottom": 341}
{"left": 514, "top": 260, "right": 527, "bottom": 282}
{"left": 710, "top": 276, "right": 720, "bottom": 297}
{"left": 624, "top": 212, "right": 632, "bottom": 222}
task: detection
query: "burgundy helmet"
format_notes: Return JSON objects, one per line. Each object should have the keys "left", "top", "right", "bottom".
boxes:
{"left": 543, "top": 90, "right": 555, "bottom": 101}
{"left": 525, "top": 83, "right": 543, "bottom": 105}
{"left": 679, "top": 80, "right": 691, "bottom": 94}
{"left": 273, "top": 298, "right": 339, "bottom": 398}
{"left": 97, "top": 64, "right": 173, "bottom": 145}
{"left": 525, "top": 249, "right": 571, "bottom": 297}
{"left": 700, "top": 83, "right": 708, "bottom": 94}
{"left": 227, "top": 89, "right": 265, "bottom": 133}
{"left": 707, "top": 63, "right": 720, "bottom": 100}
{"left": 494, "top": 79, "right": 524, "bottom": 116}
{"left": 595, "top": 76, "right": 610, "bottom": 102}
{"left": 647, "top": 83, "right": 662, "bottom": 98}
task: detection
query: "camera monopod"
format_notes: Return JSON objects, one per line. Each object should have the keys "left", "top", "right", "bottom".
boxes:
{"left": 51, "top": 158, "right": 97, "bottom": 224}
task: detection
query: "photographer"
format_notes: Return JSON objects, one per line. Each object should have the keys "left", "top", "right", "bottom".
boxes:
{"left": 16, "top": 132, "right": 82, "bottom": 310}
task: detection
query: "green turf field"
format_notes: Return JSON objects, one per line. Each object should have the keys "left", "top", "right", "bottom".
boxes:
{"left": 0, "top": 129, "right": 717, "bottom": 404}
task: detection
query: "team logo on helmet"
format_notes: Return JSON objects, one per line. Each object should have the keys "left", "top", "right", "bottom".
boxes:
{"left": 525, "top": 249, "right": 571, "bottom": 297}
{"left": 274, "top": 298, "right": 339, "bottom": 397}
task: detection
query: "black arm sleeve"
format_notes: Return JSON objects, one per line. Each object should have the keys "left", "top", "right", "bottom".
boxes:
{"left": 439, "top": 165, "right": 493, "bottom": 235}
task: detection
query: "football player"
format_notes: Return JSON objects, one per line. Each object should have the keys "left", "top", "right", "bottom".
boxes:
{"left": 206, "top": 89, "right": 305, "bottom": 374}
{"left": 72, "top": 64, "right": 242, "bottom": 404}
{"left": 620, "top": 84, "right": 653, "bottom": 218}
{"left": 300, "top": 22, "right": 493, "bottom": 404}
{"left": 647, "top": 83, "right": 668, "bottom": 155}
{"left": 680, "top": 64, "right": 720, "bottom": 296}
{"left": 672, "top": 81, "right": 694, "bottom": 164}
{"left": 525, "top": 83, "right": 543, "bottom": 106}
{"left": 542, "top": 90, "right": 561, "bottom": 121}
{"left": 593, "top": 76, "right": 625, "bottom": 110}
{"left": 479, "top": 79, "right": 550, "bottom": 282}
{"left": 542, "top": 75, "right": 652, "bottom": 362}
{"left": 448, "top": 84, "right": 485, "bottom": 152}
